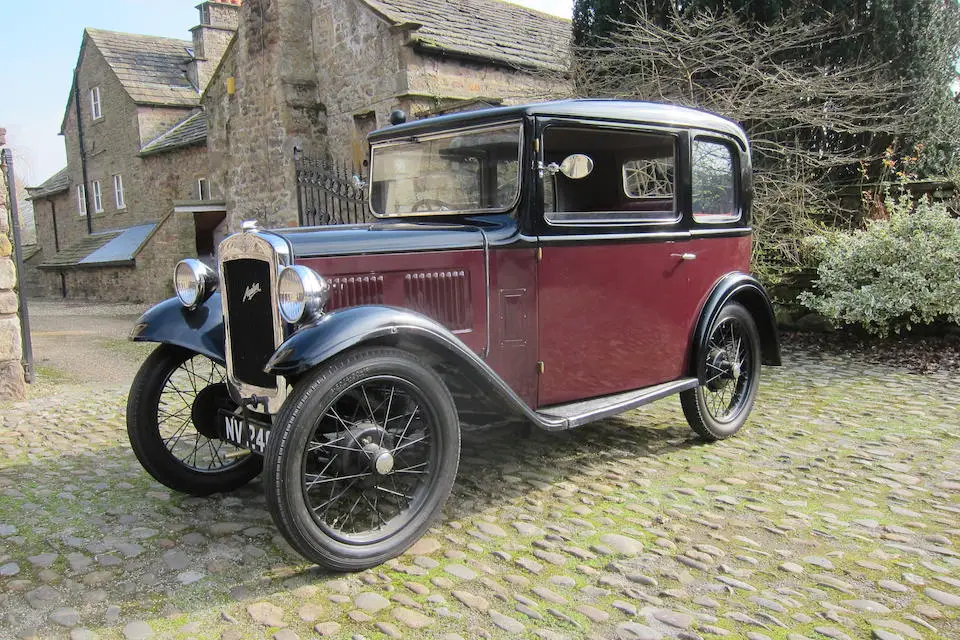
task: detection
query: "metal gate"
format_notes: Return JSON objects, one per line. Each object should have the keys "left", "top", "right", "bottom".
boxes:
{"left": 294, "top": 149, "right": 371, "bottom": 227}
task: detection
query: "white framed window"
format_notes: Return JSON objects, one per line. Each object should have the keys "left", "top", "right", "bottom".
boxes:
{"left": 90, "top": 87, "right": 102, "bottom": 120}
{"left": 197, "top": 177, "right": 210, "bottom": 200}
{"left": 113, "top": 174, "right": 125, "bottom": 210}
{"left": 92, "top": 180, "right": 103, "bottom": 213}
{"left": 77, "top": 184, "right": 87, "bottom": 215}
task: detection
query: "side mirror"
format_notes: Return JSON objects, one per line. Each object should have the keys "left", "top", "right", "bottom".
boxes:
{"left": 559, "top": 154, "right": 594, "bottom": 180}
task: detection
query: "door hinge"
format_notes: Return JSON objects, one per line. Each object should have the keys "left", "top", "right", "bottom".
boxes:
{"left": 536, "top": 361, "right": 545, "bottom": 374}
{"left": 536, "top": 247, "right": 542, "bottom": 262}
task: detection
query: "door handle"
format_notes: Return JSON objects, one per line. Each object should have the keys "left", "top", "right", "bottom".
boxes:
{"left": 671, "top": 253, "right": 697, "bottom": 261}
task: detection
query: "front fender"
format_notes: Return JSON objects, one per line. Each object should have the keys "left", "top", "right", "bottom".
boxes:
{"left": 691, "top": 273, "right": 782, "bottom": 379}
{"left": 265, "top": 305, "right": 548, "bottom": 427}
{"left": 129, "top": 293, "right": 226, "bottom": 364}
{"left": 265, "top": 306, "right": 476, "bottom": 377}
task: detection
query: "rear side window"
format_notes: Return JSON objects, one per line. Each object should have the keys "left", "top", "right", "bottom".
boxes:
{"left": 543, "top": 126, "right": 678, "bottom": 225}
{"left": 692, "top": 139, "right": 739, "bottom": 223}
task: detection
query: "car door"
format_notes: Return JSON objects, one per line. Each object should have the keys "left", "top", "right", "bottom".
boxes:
{"left": 534, "top": 120, "right": 708, "bottom": 407}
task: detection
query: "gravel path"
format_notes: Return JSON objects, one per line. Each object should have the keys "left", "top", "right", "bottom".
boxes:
{"left": 0, "top": 303, "right": 957, "bottom": 640}
{"left": 26, "top": 299, "right": 152, "bottom": 387}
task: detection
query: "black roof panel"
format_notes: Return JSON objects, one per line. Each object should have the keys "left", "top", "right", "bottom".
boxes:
{"left": 368, "top": 100, "right": 747, "bottom": 144}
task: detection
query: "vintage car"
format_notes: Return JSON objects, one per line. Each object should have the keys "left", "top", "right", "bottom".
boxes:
{"left": 126, "top": 100, "right": 781, "bottom": 571}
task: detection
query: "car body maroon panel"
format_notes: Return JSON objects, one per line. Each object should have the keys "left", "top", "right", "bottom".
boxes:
{"left": 537, "top": 235, "right": 751, "bottom": 406}
{"left": 298, "top": 250, "right": 488, "bottom": 356}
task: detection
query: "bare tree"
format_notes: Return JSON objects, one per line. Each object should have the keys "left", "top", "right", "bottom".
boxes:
{"left": 566, "top": 8, "right": 917, "bottom": 285}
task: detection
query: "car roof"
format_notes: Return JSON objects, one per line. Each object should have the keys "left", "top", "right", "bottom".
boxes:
{"left": 368, "top": 99, "right": 747, "bottom": 145}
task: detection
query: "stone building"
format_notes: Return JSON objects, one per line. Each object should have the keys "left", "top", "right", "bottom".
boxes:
{"left": 26, "top": 1, "right": 241, "bottom": 302}
{"left": 27, "top": 0, "right": 569, "bottom": 302}
{"left": 204, "top": 0, "right": 571, "bottom": 230}
{"left": 0, "top": 128, "right": 26, "bottom": 400}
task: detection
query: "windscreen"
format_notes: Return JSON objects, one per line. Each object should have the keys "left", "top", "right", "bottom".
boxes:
{"left": 370, "top": 123, "right": 522, "bottom": 217}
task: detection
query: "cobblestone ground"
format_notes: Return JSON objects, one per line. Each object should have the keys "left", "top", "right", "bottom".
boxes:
{"left": 0, "top": 342, "right": 958, "bottom": 640}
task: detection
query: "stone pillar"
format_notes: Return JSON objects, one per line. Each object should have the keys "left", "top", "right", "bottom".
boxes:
{"left": 0, "top": 128, "right": 26, "bottom": 400}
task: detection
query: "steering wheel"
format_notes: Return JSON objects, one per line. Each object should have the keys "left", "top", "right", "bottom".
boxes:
{"left": 411, "top": 199, "right": 453, "bottom": 212}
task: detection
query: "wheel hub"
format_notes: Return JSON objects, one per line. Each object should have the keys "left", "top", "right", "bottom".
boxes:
{"left": 706, "top": 349, "right": 736, "bottom": 391}
{"left": 338, "top": 422, "right": 396, "bottom": 477}
{"left": 364, "top": 443, "right": 395, "bottom": 475}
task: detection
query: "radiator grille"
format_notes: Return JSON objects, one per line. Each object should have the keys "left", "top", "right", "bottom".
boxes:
{"left": 222, "top": 259, "right": 276, "bottom": 389}
{"left": 403, "top": 271, "right": 471, "bottom": 331}
{"left": 327, "top": 275, "right": 385, "bottom": 310}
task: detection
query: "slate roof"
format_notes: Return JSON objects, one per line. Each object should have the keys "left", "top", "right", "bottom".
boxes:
{"left": 140, "top": 111, "right": 207, "bottom": 156}
{"left": 86, "top": 28, "right": 199, "bottom": 106}
{"left": 39, "top": 224, "right": 156, "bottom": 270}
{"left": 362, "top": 0, "right": 571, "bottom": 71}
{"left": 26, "top": 167, "right": 70, "bottom": 200}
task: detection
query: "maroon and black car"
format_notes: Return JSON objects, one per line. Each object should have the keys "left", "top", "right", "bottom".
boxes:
{"left": 126, "top": 100, "right": 781, "bottom": 570}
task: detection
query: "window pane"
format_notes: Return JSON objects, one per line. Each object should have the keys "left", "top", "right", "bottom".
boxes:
{"left": 114, "top": 175, "right": 124, "bottom": 209}
{"left": 370, "top": 123, "right": 521, "bottom": 216}
{"left": 692, "top": 140, "right": 738, "bottom": 223}
{"left": 543, "top": 127, "right": 676, "bottom": 225}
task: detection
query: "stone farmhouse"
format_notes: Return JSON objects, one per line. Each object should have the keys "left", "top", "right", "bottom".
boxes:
{"left": 27, "top": 0, "right": 571, "bottom": 303}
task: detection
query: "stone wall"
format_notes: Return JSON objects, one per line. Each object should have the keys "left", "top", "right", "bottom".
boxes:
{"left": 206, "top": 0, "right": 328, "bottom": 232}
{"left": 24, "top": 189, "right": 72, "bottom": 298}
{"left": 311, "top": 0, "right": 407, "bottom": 166}
{"left": 61, "top": 35, "right": 197, "bottom": 249}
{"left": 0, "top": 130, "right": 25, "bottom": 400}
{"left": 37, "top": 210, "right": 196, "bottom": 304}
{"left": 207, "top": 0, "right": 572, "bottom": 231}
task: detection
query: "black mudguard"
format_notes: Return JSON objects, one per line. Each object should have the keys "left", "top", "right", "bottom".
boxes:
{"left": 264, "top": 305, "right": 545, "bottom": 427}
{"left": 267, "top": 306, "right": 488, "bottom": 378}
{"left": 691, "top": 273, "right": 782, "bottom": 381}
{"left": 129, "top": 293, "right": 226, "bottom": 364}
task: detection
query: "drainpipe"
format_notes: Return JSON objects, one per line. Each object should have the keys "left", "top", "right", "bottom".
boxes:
{"left": 48, "top": 197, "right": 66, "bottom": 297}
{"left": 74, "top": 72, "right": 93, "bottom": 234}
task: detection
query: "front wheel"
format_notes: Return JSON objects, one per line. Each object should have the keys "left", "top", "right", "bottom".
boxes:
{"left": 264, "top": 347, "right": 460, "bottom": 571}
{"left": 681, "top": 303, "right": 762, "bottom": 441}
{"left": 126, "top": 344, "right": 262, "bottom": 495}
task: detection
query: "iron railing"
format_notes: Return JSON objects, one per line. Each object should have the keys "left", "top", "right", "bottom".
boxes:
{"left": 294, "top": 149, "right": 371, "bottom": 227}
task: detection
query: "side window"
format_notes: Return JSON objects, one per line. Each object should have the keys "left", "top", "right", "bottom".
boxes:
{"left": 543, "top": 126, "right": 677, "bottom": 225}
{"left": 692, "top": 139, "right": 738, "bottom": 223}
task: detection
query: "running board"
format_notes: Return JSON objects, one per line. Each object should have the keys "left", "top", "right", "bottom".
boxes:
{"left": 535, "top": 378, "right": 699, "bottom": 430}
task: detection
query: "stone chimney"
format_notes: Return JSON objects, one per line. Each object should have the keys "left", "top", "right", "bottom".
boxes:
{"left": 188, "top": 0, "right": 242, "bottom": 92}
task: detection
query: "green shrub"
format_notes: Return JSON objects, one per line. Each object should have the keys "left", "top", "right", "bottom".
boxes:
{"left": 798, "top": 193, "right": 960, "bottom": 336}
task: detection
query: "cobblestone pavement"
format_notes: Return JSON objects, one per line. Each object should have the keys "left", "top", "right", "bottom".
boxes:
{"left": 0, "top": 338, "right": 958, "bottom": 640}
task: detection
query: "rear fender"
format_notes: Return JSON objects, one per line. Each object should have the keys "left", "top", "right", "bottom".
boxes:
{"left": 265, "top": 306, "right": 538, "bottom": 429}
{"left": 690, "top": 273, "right": 782, "bottom": 382}
{"left": 129, "top": 293, "right": 226, "bottom": 364}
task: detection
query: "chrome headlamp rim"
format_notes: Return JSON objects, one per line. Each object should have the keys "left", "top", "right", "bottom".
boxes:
{"left": 174, "top": 259, "right": 218, "bottom": 310}
{"left": 277, "top": 265, "right": 330, "bottom": 324}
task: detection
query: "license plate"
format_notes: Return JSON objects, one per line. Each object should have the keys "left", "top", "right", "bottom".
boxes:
{"left": 220, "top": 410, "right": 271, "bottom": 454}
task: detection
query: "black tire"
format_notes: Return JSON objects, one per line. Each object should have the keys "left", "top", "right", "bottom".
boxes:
{"left": 264, "top": 347, "right": 460, "bottom": 572}
{"left": 126, "top": 344, "right": 262, "bottom": 496}
{"left": 681, "top": 302, "right": 762, "bottom": 441}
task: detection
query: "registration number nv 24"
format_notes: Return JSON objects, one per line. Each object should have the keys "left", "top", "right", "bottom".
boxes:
{"left": 222, "top": 412, "right": 270, "bottom": 454}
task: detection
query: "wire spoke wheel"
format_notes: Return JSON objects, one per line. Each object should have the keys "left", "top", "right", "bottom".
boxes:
{"left": 156, "top": 355, "right": 248, "bottom": 473}
{"left": 302, "top": 376, "right": 437, "bottom": 543}
{"left": 701, "top": 317, "right": 751, "bottom": 423}
{"left": 681, "top": 303, "right": 761, "bottom": 441}
{"left": 265, "top": 347, "right": 460, "bottom": 572}
{"left": 127, "top": 345, "right": 263, "bottom": 496}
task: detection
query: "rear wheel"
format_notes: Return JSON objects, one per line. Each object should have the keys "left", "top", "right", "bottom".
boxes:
{"left": 264, "top": 347, "right": 460, "bottom": 571}
{"left": 681, "top": 303, "right": 761, "bottom": 441}
{"left": 126, "top": 344, "right": 262, "bottom": 495}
